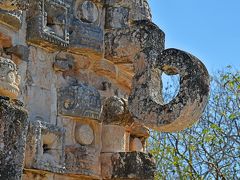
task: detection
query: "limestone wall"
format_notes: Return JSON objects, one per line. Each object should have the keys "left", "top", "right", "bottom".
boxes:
{"left": 0, "top": 0, "right": 209, "bottom": 179}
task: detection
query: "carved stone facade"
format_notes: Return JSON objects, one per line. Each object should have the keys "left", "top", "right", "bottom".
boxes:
{"left": 0, "top": 0, "right": 210, "bottom": 180}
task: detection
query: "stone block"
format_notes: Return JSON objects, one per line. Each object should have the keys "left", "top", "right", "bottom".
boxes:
{"left": 26, "top": 86, "right": 53, "bottom": 123}
{"left": 0, "top": 9, "right": 22, "bottom": 31}
{"left": 105, "top": 6, "right": 129, "bottom": 29}
{"left": 105, "top": 0, "right": 151, "bottom": 29}
{"left": 101, "top": 152, "right": 156, "bottom": 180}
{"left": 58, "top": 83, "right": 102, "bottom": 121}
{"left": 68, "top": 0, "right": 104, "bottom": 58}
{"left": 26, "top": 0, "right": 69, "bottom": 51}
{"left": 25, "top": 120, "right": 65, "bottom": 173}
{"left": 92, "top": 59, "right": 117, "bottom": 79}
{"left": 27, "top": 47, "right": 55, "bottom": 89}
{"left": 101, "top": 96, "right": 132, "bottom": 126}
{"left": 102, "top": 125, "right": 129, "bottom": 153}
{"left": 0, "top": 97, "right": 28, "bottom": 180}
{"left": 64, "top": 119, "right": 102, "bottom": 178}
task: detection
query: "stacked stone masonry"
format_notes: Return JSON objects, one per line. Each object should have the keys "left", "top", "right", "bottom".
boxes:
{"left": 0, "top": 0, "right": 210, "bottom": 180}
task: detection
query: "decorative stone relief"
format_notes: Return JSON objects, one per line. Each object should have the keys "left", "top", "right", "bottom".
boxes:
{"left": 101, "top": 96, "right": 133, "bottom": 126}
{"left": 75, "top": 1, "right": 99, "bottom": 23}
{"left": 129, "top": 48, "right": 210, "bottom": 132}
{"left": 64, "top": 119, "right": 102, "bottom": 178}
{"left": 101, "top": 152, "right": 156, "bottom": 180}
{"left": 101, "top": 125, "right": 127, "bottom": 153}
{"left": 105, "top": 20, "right": 165, "bottom": 64}
{"left": 0, "top": 9, "right": 22, "bottom": 31}
{"left": 0, "top": 57, "right": 20, "bottom": 99}
{"left": 58, "top": 83, "right": 102, "bottom": 121}
{"left": 105, "top": 0, "right": 151, "bottom": 30}
{"left": 25, "top": 121, "right": 65, "bottom": 173}
{"left": 75, "top": 124, "right": 94, "bottom": 145}
{"left": 26, "top": 0, "right": 69, "bottom": 50}
{"left": 68, "top": 0, "right": 104, "bottom": 58}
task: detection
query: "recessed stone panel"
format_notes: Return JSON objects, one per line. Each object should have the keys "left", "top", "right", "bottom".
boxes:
{"left": 25, "top": 121, "right": 65, "bottom": 173}
{"left": 26, "top": 0, "right": 69, "bottom": 51}
{"left": 58, "top": 83, "right": 102, "bottom": 121}
{"left": 68, "top": 0, "right": 104, "bottom": 58}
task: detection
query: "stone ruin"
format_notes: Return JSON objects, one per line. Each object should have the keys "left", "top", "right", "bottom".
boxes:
{"left": 0, "top": 0, "right": 210, "bottom": 179}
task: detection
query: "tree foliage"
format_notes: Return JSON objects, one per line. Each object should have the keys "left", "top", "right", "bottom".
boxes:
{"left": 148, "top": 67, "right": 240, "bottom": 180}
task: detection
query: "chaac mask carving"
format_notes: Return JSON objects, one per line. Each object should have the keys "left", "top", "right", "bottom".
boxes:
{"left": 0, "top": 0, "right": 210, "bottom": 179}
{"left": 0, "top": 57, "right": 20, "bottom": 99}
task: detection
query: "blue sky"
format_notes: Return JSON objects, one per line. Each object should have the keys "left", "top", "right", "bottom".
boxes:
{"left": 149, "top": 0, "right": 240, "bottom": 71}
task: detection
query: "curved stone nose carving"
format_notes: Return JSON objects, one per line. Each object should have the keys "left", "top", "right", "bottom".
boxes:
{"left": 129, "top": 48, "right": 210, "bottom": 132}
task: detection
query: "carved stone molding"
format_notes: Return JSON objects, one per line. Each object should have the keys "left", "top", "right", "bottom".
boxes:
{"left": 0, "top": 9, "right": 22, "bottom": 30}
{"left": 105, "top": 20, "right": 165, "bottom": 64}
{"left": 58, "top": 83, "right": 102, "bottom": 121}
{"left": 0, "top": 57, "right": 20, "bottom": 99}
{"left": 129, "top": 48, "right": 210, "bottom": 132}
{"left": 26, "top": 0, "right": 69, "bottom": 51}
{"left": 68, "top": 0, "right": 104, "bottom": 58}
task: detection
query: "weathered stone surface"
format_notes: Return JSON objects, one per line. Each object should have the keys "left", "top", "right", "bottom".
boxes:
{"left": 25, "top": 120, "right": 65, "bottom": 173}
{"left": 101, "top": 152, "right": 156, "bottom": 180}
{"left": 0, "top": 97, "right": 28, "bottom": 180}
{"left": 0, "top": 0, "right": 210, "bottom": 179}
{"left": 0, "top": 57, "right": 20, "bottom": 99}
{"left": 102, "top": 125, "right": 128, "bottom": 153}
{"left": 60, "top": 118, "right": 102, "bottom": 178}
{"left": 26, "top": 0, "right": 69, "bottom": 51}
{"left": 101, "top": 96, "right": 133, "bottom": 126}
{"left": 75, "top": 124, "right": 94, "bottom": 145}
{"left": 92, "top": 59, "right": 117, "bottom": 79}
{"left": 129, "top": 137, "right": 143, "bottom": 152}
{"left": 0, "top": 9, "right": 22, "bottom": 30}
{"left": 68, "top": 0, "right": 104, "bottom": 58}
{"left": 105, "top": 0, "right": 151, "bottom": 29}
{"left": 65, "top": 144, "right": 101, "bottom": 178}
{"left": 129, "top": 48, "right": 210, "bottom": 132}
{"left": 105, "top": 20, "right": 165, "bottom": 64}
{"left": 5, "top": 45, "right": 29, "bottom": 62}
{"left": 0, "top": 0, "right": 28, "bottom": 10}
{"left": 53, "top": 54, "right": 74, "bottom": 72}
{"left": 58, "top": 83, "right": 102, "bottom": 120}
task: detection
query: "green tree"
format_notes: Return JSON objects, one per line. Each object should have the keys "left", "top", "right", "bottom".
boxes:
{"left": 148, "top": 67, "right": 240, "bottom": 180}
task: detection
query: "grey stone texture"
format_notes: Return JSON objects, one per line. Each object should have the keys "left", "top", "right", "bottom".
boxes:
{"left": 25, "top": 120, "right": 65, "bottom": 173}
{"left": 0, "top": 97, "right": 28, "bottom": 180}
{"left": 0, "top": 0, "right": 210, "bottom": 179}
{"left": 26, "top": 0, "right": 70, "bottom": 50}
{"left": 101, "top": 152, "right": 156, "bottom": 180}
{"left": 129, "top": 48, "right": 210, "bottom": 132}
{"left": 58, "top": 83, "right": 102, "bottom": 121}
